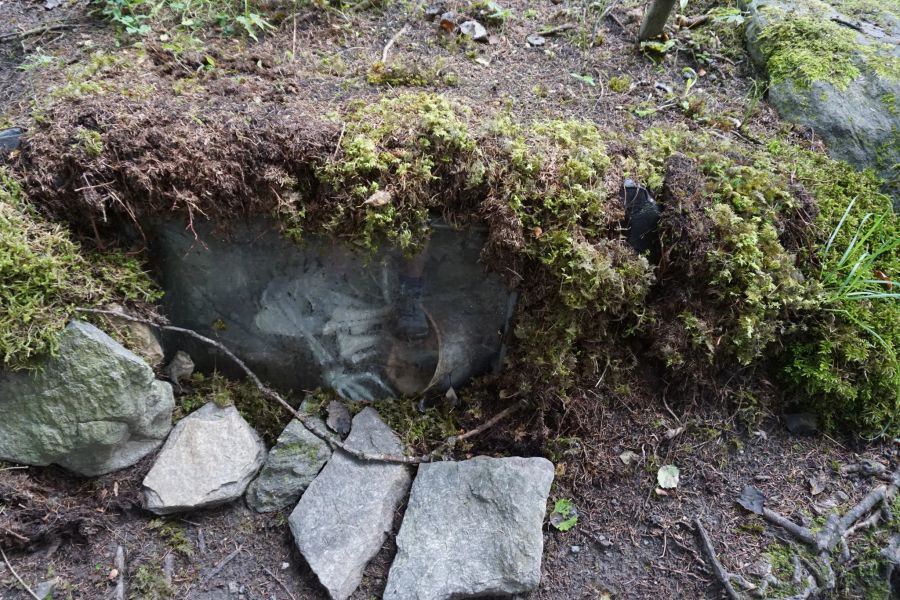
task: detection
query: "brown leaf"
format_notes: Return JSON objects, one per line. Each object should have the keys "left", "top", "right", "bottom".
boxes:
{"left": 364, "top": 190, "right": 392, "bottom": 207}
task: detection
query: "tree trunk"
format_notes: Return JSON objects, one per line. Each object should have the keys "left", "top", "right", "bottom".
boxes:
{"left": 638, "top": 0, "right": 678, "bottom": 40}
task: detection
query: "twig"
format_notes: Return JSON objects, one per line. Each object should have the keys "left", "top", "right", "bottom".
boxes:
{"left": 114, "top": 545, "right": 125, "bottom": 600}
{"left": 75, "top": 308, "right": 521, "bottom": 464}
{"left": 538, "top": 23, "right": 577, "bottom": 36}
{"left": 2, "top": 527, "right": 29, "bottom": 543}
{"left": 831, "top": 16, "right": 864, "bottom": 32}
{"left": 381, "top": 24, "right": 410, "bottom": 63}
{"left": 201, "top": 546, "right": 242, "bottom": 584}
{"left": 694, "top": 519, "right": 742, "bottom": 600}
{"left": 0, "top": 547, "right": 41, "bottom": 600}
{"left": 0, "top": 23, "right": 77, "bottom": 42}
{"left": 263, "top": 566, "right": 298, "bottom": 600}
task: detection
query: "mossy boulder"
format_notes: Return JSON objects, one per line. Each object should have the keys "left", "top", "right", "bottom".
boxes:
{"left": 743, "top": 0, "right": 900, "bottom": 191}
{"left": 0, "top": 321, "right": 175, "bottom": 476}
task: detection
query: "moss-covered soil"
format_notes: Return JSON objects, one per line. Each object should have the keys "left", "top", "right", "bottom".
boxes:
{"left": 1, "top": 0, "right": 898, "bottom": 598}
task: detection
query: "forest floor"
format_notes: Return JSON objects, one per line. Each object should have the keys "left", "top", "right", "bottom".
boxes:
{"left": 0, "top": 0, "right": 897, "bottom": 598}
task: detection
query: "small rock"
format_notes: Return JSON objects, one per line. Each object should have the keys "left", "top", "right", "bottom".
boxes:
{"left": 228, "top": 582, "right": 240, "bottom": 594}
{"left": 106, "top": 303, "right": 165, "bottom": 367}
{"left": 570, "top": 545, "right": 581, "bottom": 554}
{"left": 290, "top": 408, "right": 411, "bottom": 600}
{"left": 383, "top": 456, "right": 554, "bottom": 600}
{"left": 526, "top": 33, "right": 546, "bottom": 46}
{"left": 143, "top": 402, "right": 265, "bottom": 515}
{"left": 245, "top": 419, "right": 331, "bottom": 513}
{"left": 0, "top": 127, "right": 22, "bottom": 159}
{"left": 280, "top": 562, "right": 290, "bottom": 570}
{"left": 596, "top": 536, "right": 614, "bottom": 550}
{"left": 784, "top": 413, "right": 818, "bottom": 435}
{"left": 165, "top": 350, "right": 195, "bottom": 389}
{"left": 459, "top": 20, "right": 489, "bottom": 42}
{"left": 326, "top": 400, "right": 352, "bottom": 437}
{"left": 34, "top": 578, "right": 58, "bottom": 600}
{"left": 654, "top": 81, "right": 673, "bottom": 96}
{"left": 424, "top": 3, "right": 444, "bottom": 20}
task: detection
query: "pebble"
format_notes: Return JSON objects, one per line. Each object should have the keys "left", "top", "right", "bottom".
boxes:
{"left": 459, "top": 20, "right": 489, "bottom": 42}
{"left": 526, "top": 33, "right": 546, "bottom": 47}
{"left": 424, "top": 3, "right": 444, "bottom": 20}
{"left": 570, "top": 545, "right": 581, "bottom": 554}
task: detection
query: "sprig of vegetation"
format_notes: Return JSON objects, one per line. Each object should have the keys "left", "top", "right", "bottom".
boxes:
{"left": 96, "top": 0, "right": 274, "bottom": 39}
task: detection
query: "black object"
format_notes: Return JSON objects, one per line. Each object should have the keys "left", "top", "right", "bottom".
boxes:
{"left": 621, "top": 178, "right": 661, "bottom": 255}
{"left": 0, "top": 127, "right": 23, "bottom": 159}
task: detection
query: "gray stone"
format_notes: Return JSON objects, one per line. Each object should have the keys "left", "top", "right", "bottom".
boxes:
{"left": 383, "top": 456, "right": 554, "bottom": 600}
{"left": 742, "top": 0, "right": 900, "bottom": 191}
{"left": 245, "top": 420, "right": 331, "bottom": 513}
{"left": 459, "top": 20, "right": 489, "bottom": 41}
{"left": 0, "top": 321, "right": 174, "bottom": 477}
{"left": 105, "top": 303, "right": 165, "bottom": 367}
{"left": 289, "top": 408, "right": 411, "bottom": 600}
{"left": 143, "top": 403, "right": 265, "bottom": 515}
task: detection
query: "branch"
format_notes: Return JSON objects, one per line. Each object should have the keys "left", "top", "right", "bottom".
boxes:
{"left": 694, "top": 518, "right": 743, "bottom": 600}
{"left": 381, "top": 24, "right": 409, "bottom": 63}
{"left": 0, "top": 23, "right": 78, "bottom": 42}
{"left": 0, "top": 548, "right": 40, "bottom": 600}
{"left": 76, "top": 308, "right": 521, "bottom": 464}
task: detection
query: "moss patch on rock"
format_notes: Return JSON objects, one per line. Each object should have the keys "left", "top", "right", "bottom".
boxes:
{"left": 0, "top": 168, "right": 160, "bottom": 369}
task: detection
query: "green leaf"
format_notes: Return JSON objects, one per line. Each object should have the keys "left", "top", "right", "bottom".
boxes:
{"left": 570, "top": 73, "right": 596, "bottom": 86}
{"left": 657, "top": 464, "right": 680, "bottom": 489}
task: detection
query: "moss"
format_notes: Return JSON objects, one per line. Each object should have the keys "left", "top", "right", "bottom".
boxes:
{"left": 129, "top": 563, "right": 170, "bottom": 600}
{"left": 179, "top": 371, "right": 295, "bottom": 444}
{"left": 608, "top": 75, "right": 631, "bottom": 93}
{"left": 314, "top": 93, "right": 479, "bottom": 252}
{"left": 756, "top": 11, "right": 899, "bottom": 90}
{"left": 0, "top": 168, "right": 160, "bottom": 369}
{"left": 757, "top": 14, "right": 861, "bottom": 89}
{"left": 366, "top": 60, "right": 458, "bottom": 87}
{"left": 147, "top": 519, "right": 194, "bottom": 556}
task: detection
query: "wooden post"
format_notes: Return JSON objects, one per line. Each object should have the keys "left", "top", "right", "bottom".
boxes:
{"left": 638, "top": 0, "right": 678, "bottom": 40}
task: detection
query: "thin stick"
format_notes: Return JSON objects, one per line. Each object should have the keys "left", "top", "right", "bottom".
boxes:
{"left": 0, "top": 547, "right": 41, "bottom": 600}
{"left": 694, "top": 519, "right": 742, "bottom": 600}
{"left": 201, "top": 546, "right": 242, "bottom": 584}
{"left": 263, "top": 566, "right": 298, "bottom": 600}
{"left": 75, "top": 308, "right": 520, "bottom": 464}
{"left": 0, "top": 23, "right": 77, "bottom": 42}
{"left": 381, "top": 24, "right": 410, "bottom": 63}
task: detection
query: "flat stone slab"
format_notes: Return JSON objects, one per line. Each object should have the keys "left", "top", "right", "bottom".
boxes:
{"left": 245, "top": 419, "right": 331, "bottom": 513}
{"left": 289, "top": 408, "right": 411, "bottom": 600}
{"left": 383, "top": 456, "right": 555, "bottom": 600}
{"left": 0, "top": 321, "right": 174, "bottom": 476}
{"left": 143, "top": 402, "right": 265, "bottom": 515}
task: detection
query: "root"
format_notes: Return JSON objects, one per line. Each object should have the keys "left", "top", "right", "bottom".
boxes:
{"left": 76, "top": 308, "right": 522, "bottom": 465}
{"left": 722, "top": 466, "right": 900, "bottom": 598}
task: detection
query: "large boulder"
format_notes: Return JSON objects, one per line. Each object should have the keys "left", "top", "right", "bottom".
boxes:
{"left": 0, "top": 321, "right": 174, "bottom": 477}
{"left": 289, "top": 408, "right": 411, "bottom": 600}
{"left": 142, "top": 402, "right": 265, "bottom": 515}
{"left": 245, "top": 419, "right": 332, "bottom": 513}
{"left": 383, "top": 456, "right": 555, "bottom": 600}
{"left": 742, "top": 0, "right": 900, "bottom": 191}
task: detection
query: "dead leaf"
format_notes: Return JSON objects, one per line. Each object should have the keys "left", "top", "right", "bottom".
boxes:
{"left": 736, "top": 486, "right": 765, "bottom": 515}
{"left": 619, "top": 450, "right": 640, "bottom": 466}
{"left": 364, "top": 190, "right": 391, "bottom": 207}
{"left": 808, "top": 474, "right": 826, "bottom": 496}
{"left": 532, "top": 226, "right": 543, "bottom": 238}
{"left": 665, "top": 426, "right": 685, "bottom": 440}
{"left": 108, "top": 568, "right": 119, "bottom": 581}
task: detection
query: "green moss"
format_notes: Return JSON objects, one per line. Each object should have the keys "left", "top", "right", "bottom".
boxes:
{"left": 757, "top": 14, "right": 861, "bottom": 89}
{"left": 313, "top": 93, "right": 479, "bottom": 252}
{"left": 129, "top": 563, "right": 170, "bottom": 600}
{"left": 608, "top": 75, "right": 631, "bottom": 93}
{"left": 367, "top": 60, "right": 458, "bottom": 87}
{"left": 147, "top": 519, "right": 194, "bottom": 556}
{"left": 757, "top": 11, "right": 900, "bottom": 90}
{"left": 0, "top": 168, "right": 160, "bottom": 369}
{"left": 179, "top": 371, "right": 292, "bottom": 444}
